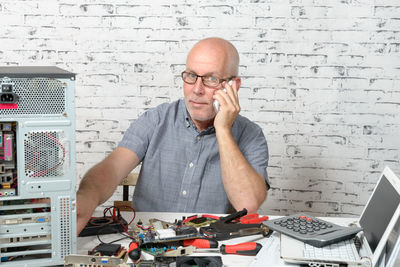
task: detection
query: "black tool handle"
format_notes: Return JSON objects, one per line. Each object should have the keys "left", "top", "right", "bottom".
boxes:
{"left": 128, "top": 242, "right": 141, "bottom": 261}
{"left": 220, "top": 208, "right": 248, "bottom": 223}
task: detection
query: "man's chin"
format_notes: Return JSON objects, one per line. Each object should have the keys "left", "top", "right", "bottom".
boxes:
{"left": 189, "top": 111, "right": 215, "bottom": 122}
{"left": 192, "top": 116, "right": 215, "bottom": 122}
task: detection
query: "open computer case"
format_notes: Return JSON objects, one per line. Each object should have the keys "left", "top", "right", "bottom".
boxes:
{"left": 0, "top": 67, "right": 76, "bottom": 266}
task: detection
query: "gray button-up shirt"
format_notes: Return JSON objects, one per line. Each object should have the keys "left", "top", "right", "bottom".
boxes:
{"left": 118, "top": 99, "right": 269, "bottom": 213}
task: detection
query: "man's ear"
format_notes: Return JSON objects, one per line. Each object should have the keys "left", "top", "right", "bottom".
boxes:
{"left": 232, "top": 76, "right": 241, "bottom": 91}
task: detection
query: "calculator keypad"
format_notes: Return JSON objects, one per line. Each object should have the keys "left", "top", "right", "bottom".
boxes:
{"left": 263, "top": 213, "right": 363, "bottom": 247}
{"left": 273, "top": 215, "right": 333, "bottom": 235}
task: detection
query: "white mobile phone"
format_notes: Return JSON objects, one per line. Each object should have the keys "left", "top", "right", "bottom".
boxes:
{"left": 213, "top": 80, "right": 232, "bottom": 113}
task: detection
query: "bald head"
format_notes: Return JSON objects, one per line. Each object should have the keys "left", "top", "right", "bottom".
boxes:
{"left": 186, "top": 38, "right": 239, "bottom": 77}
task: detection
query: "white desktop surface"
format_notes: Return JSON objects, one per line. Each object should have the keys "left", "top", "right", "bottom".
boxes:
{"left": 77, "top": 211, "right": 357, "bottom": 266}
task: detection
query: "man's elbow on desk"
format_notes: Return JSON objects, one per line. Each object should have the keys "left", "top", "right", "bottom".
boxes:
{"left": 234, "top": 190, "right": 267, "bottom": 214}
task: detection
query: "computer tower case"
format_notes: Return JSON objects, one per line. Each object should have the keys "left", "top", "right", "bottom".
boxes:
{"left": 0, "top": 67, "right": 76, "bottom": 266}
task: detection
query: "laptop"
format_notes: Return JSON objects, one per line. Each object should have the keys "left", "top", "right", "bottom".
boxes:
{"left": 280, "top": 166, "right": 400, "bottom": 267}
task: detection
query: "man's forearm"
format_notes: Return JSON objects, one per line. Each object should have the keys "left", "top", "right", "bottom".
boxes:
{"left": 217, "top": 129, "right": 267, "bottom": 213}
{"left": 76, "top": 147, "right": 139, "bottom": 235}
{"left": 77, "top": 163, "right": 120, "bottom": 206}
{"left": 76, "top": 162, "right": 123, "bottom": 235}
{"left": 77, "top": 147, "right": 140, "bottom": 206}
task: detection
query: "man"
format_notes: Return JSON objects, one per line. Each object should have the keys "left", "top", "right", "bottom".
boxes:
{"left": 76, "top": 37, "right": 269, "bottom": 234}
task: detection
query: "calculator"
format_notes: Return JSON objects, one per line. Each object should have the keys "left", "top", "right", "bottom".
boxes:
{"left": 263, "top": 213, "right": 362, "bottom": 247}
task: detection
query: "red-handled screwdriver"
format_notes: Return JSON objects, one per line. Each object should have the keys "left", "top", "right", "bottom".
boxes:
{"left": 183, "top": 238, "right": 218, "bottom": 248}
{"left": 195, "top": 242, "right": 262, "bottom": 256}
{"left": 220, "top": 242, "right": 262, "bottom": 256}
{"left": 128, "top": 241, "right": 141, "bottom": 262}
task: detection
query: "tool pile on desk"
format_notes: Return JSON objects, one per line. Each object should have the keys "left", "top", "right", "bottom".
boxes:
{"left": 65, "top": 208, "right": 272, "bottom": 267}
{"left": 128, "top": 208, "right": 271, "bottom": 266}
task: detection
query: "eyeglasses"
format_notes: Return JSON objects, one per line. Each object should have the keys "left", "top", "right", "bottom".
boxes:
{"left": 181, "top": 71, "right": 235, "bottom": 88}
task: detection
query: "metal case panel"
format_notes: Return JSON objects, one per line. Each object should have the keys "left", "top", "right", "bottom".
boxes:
{"left": 0, "top": 67, "right": 76, "bottom": 267}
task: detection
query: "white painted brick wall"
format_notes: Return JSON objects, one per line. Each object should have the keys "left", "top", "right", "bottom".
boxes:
{"left": 0, "top": 0, "right": 399, "bottom": 217}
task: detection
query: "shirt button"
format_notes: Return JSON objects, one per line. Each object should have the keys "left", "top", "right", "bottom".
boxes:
{"left": 182, "top": 190, "right": 187, "bottom": 195}
{"left": 197, "top": 136, "right": 201, "bottom": 141}
{"left": 189, "top": 162, "right": 194, "bottom": 168}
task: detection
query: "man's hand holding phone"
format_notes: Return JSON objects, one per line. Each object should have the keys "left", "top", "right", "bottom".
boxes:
{"left": 212, "top": 79, "right": 240, "bottom": 131}
{"left": 213, "top": 80, "right": 232, "bottom": 113}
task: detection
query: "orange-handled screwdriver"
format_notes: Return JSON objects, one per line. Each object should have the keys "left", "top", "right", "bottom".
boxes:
{"left": 196, "top": 242, "right": 262, "bottom": 256}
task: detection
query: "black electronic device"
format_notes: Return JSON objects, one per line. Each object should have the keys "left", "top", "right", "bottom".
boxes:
{"left": 79, "top": 216, "right": 128, "bottom": 237}
{"left": 175, "top": 225, "right": 197, "bottom": 235}
{"left": 138, "top": 256, "right": 223, "bottom": 267}
{"left": 176, "top": 256, "right": 223, "bottom": 267}
{"left": 263, "top": 213, "right": 362, "bottom": 247}
{"left": 92, "top": 243, "right": 122, "bottom": 256}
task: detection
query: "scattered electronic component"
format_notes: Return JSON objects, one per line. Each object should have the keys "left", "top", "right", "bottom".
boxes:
{"left": 0, "top": 123, "right": 17, "bottom": 196}
{"left": 79, "top": 216, "right": 129, "bottom": 237}
{"left": 175, "top": 225, "right": 197, "bottom": 235}
{"left": 183, "top": 214, "right": 219, "bottom": 227}
{"left": 141, "top": 245, "right": 195, "bottom": 257}
{"left": 156, "top": 228, "right": 176, "bottom": 239}
{"left": 176, "top": 256, "right": 223, "bottom": 267}
{"left": 92, "top": 243, "right": 122, "bottom": 256}
{"left": 149, "top": 218, "right": 176, "bottom": 229}
{"left": 64, "top": 254, "right": 124, "bottom": 266}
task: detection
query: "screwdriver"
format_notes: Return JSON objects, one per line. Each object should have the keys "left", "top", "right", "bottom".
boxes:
{"left": 128, "top": 241, "right": 141, "bottom": 262}
{"left": 183, "top": 238, "right": 218, "bottom": 248}
{"left": 196, "top": 242, "right": 262, "bottom": 256}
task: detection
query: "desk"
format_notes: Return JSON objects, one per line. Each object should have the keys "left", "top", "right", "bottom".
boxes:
{"left": 77, "top": 212, "right": 356, "bottom": 266}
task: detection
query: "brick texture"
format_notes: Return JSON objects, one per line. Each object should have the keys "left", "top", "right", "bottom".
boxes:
{"left": 0, "top": 0, "right": 399, "bottom": 217}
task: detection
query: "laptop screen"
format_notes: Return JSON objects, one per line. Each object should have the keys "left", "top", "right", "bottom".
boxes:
{"left": 359, "top": 174, "right": 400, "bottom": 253}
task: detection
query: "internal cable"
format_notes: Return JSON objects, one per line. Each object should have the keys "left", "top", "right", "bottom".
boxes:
{"left": 96, "top": 206, "right": 138, "bottom": 245}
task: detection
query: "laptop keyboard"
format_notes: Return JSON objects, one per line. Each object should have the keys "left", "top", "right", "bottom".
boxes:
{"left": 304, "top": 239, "right": 357, "bottom": 261}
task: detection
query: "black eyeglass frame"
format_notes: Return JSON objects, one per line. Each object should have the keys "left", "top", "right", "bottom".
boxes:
{"left": 181, "top": 71, "right": 236, "bottom": 88}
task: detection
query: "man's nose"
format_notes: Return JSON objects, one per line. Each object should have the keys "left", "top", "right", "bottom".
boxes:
{"left": 193, "top": 78, "right": 205, "bottom": 95}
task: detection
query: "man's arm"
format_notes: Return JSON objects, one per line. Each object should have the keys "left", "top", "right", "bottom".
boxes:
{"left": 216, "top": 129, "right": 267, "bottom": 213}
{"left": 76, "top": 147, "right": 139, "bottom": 234}
{"left": 213, "top": 79, "right": 268, "bottom": 213}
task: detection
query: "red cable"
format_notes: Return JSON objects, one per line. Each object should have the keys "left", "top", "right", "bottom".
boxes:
{"left": 33, "top": 132, "right": 66, "bottom": 177}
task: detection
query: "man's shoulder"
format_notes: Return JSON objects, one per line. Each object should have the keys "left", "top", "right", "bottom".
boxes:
{"left": 233, "top": 114, "right": 267, "bottom": 151}
{"left": 149, "top": 99, "right": 183, "bottom": 112}
{"left": 235, "top": 114, "right": 262, "bottom": 132}
{"left": 143, "top": 99, "right": 184, "bottom": 118}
